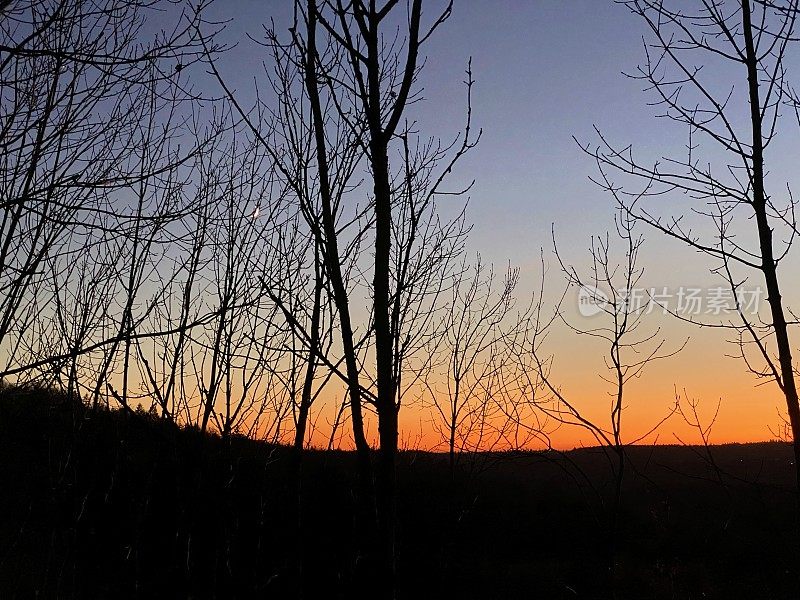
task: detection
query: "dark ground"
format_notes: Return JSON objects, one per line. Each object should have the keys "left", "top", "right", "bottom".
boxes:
{"left": 1, "top": 386, "right": 798, "bottom": 599}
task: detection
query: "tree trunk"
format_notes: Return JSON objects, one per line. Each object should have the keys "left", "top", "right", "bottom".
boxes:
{"left": 742, "top": 0, "right": 800, "bottom": 488}
{"left": 370, "top": 107, "right": 398, "bottom": 600}
{"left": 302, "top": 3, "right": 377, "bottom": 593}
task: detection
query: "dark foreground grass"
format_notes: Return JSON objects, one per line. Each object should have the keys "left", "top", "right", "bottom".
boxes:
{"left": 1, "top": 386, "right": 798, "bottom": 599}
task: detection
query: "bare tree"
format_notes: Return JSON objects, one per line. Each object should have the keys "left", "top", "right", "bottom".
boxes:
{"left": 201, "top": 2, "right": 477, "bottom": 593}
{"left": 426, "top": 256, "right": 522, "bottom": 476}
{"left": 585, "top": 0, "right": 800, "bottom": 487}
{"left": 0, "top": 0, "right": 224, "bottom": 391}
{"left": 525, "top": 213, "right": 682, "bottom": 585}
{"left": 302, "top": 4, "right": 480, "bottom": 592}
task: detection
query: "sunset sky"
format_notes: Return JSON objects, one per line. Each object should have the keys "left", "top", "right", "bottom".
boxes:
{"left": 204, "top": 0, "right": 800, "bottom": 449}
{"left": 9, "top": 3, "right": 800, "bottom": 596}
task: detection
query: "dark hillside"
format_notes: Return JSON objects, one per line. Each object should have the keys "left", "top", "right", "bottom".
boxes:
{"left": 1, "top": 387, "right": 798, "bottom": 599}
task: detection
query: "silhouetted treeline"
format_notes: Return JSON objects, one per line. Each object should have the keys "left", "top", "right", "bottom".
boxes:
{"left": 1, "top": 386, "right": 799, "bottom": 599}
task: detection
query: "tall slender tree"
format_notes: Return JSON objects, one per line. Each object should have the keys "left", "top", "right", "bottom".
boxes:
{"left": 587, "top": 0, "right": 800, "bottom": 487}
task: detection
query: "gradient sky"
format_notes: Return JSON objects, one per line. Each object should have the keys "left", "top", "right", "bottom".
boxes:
{"left": 203, "top": 0, "right": 800, "bottom": 448}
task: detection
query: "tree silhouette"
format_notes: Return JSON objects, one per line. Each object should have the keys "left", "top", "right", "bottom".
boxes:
{"left": 586, "top": 0, "right": 800, "bottom": 489}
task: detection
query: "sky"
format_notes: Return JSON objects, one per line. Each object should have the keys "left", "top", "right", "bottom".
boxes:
{"left": 201, "top": 0, "right": 800, "bottom": 449}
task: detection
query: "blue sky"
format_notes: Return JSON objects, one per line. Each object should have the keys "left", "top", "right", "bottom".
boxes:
{"left": 202, "top": 0, "right": 791, "bottom": 280}
{"left": 205, "top": 1, "right": 658, "bottom": 266}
